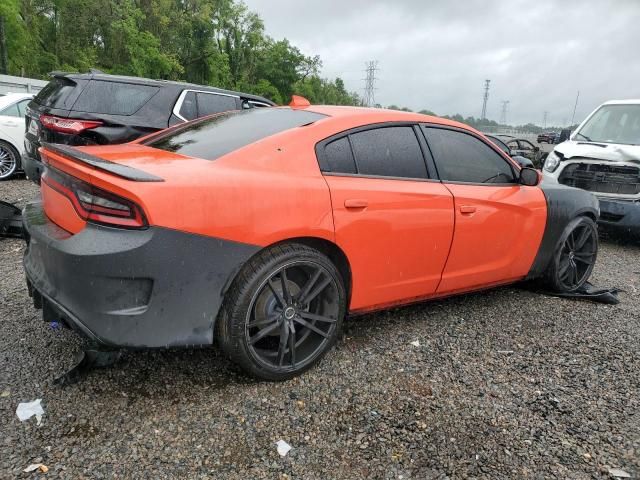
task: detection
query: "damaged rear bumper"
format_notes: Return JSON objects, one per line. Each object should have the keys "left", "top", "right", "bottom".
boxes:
{"left": 22, "top": 201, "right": 259, "bottom": 348}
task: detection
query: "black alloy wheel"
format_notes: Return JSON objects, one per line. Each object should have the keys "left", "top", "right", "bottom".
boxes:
{"left": 218, "top": 244, "right": 346, "bottom": 380}
{"left": 547, "top": 216, "right": 598, "bottom": 292}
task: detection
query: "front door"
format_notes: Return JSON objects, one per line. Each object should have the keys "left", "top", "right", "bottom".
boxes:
{"left": 422, "top": 126, "right": 547, "bottom": 294}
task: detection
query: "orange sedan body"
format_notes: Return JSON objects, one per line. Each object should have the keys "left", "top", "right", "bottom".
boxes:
{"left": 23, "top": 105, "right": 599, "bottom": 378}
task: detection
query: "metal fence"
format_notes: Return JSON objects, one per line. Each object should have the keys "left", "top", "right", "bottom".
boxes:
{"left": 0, "top": 74, "right": 48, "bottom": 95}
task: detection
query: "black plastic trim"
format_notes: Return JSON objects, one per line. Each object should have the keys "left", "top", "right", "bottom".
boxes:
{"left": 41, "top": 142, "right": 164, "bottom": 182}
{"left": 22, "top": 201, "right": 260, "bottom": 348}
{"left": 526, "top": 180, "right": 600, "bottom": 279}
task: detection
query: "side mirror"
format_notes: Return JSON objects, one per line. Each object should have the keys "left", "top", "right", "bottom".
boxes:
{"left": 533, "top": 146, "right": 540, "bottom": 152}
{"left": 513, "top": 155, "right": 534, "bottom": 168}
{"left": 519, "top": 167, "right": 540, "bottom": 186}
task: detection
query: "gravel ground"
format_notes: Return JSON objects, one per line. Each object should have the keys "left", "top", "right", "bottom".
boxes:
{"left": 1, "top": 178, "right": 639, "bottom": 479}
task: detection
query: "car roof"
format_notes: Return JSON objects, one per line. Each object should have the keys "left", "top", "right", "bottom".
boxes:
{"left": 0, "top": 92, "right": 34, "bottom": 108}
{"left": 602, "top": 99, "right": 640, "bottom": 105}
{"left": 50, "top": 71, "right": 275, "bottom": 105}
{"left": 304, "top": 105, "right": 475, "bottom": 131}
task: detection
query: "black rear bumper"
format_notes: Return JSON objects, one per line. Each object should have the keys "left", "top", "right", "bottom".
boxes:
{"left": 22, "top": 202, "right": 259, "bottom": 348}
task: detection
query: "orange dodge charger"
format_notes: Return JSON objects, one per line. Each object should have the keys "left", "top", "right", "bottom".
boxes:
{"left": 23, "top": 103, "right": 599, "bottom": 379}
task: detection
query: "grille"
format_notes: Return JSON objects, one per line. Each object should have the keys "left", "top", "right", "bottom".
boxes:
{"left": 558, "top": 162, "right": 640, "bottom": 195}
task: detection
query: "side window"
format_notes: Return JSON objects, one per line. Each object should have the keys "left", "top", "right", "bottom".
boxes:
{"left": 349, "top": 126, "right": 428, "bottom": 178}
{"left": 179, "top": 91, "right": 197, "bottom": 120}
{"left": 0, "top": 102, "right": 20, "bottom": 117}
{"left": 423, "top": 128, "right": 515, "bottom": 184}
{"left": 196, "top": 93, "right": 238, "bottom": 117}
{"left": 323, "top": 137, "right": 357, "bottom": 174}
{"left": 16, "top": 100, "right": 30, "bottom": 117}
{"left": 518, "top": 140, "right": 533, "bottom": 151}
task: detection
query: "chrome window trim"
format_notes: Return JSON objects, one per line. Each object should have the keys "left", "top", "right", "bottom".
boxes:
{"left": 172, "top": 89, "right": 240, "bottom": 122}
{"left": 248, "top": 100, "right": 271, "bottom": 108}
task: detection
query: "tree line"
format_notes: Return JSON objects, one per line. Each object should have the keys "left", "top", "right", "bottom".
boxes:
{"left": 0, "top": 0, "right": 361, "bottom": 106}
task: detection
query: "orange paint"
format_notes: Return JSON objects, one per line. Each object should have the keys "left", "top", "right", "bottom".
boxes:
{"left": 38, "top": 106, "right": 548, "bottom": 314}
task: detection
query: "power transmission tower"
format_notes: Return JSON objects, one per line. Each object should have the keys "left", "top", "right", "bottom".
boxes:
{"left": 480, "top": 79, "right": 491, "bottom": 120}
{"left": 363, "top": 61, "right": 379, "bottom": 107}
{"left": 500, "top": 100, "right": 510, "bottom": 125}
{"left": 543, "top": 111, "right": 549, "bottom": 129}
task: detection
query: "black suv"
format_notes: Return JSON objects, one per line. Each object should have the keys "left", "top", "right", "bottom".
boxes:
{"left": 23, "top": 72, "right": 275, "bottom": 183}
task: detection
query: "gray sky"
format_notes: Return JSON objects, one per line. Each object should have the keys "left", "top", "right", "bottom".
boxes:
{"left": 243, "top": 0, "right": 640, "bottom": 126}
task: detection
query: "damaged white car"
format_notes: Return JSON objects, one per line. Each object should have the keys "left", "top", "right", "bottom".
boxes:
{"left": 543, "top": 100, "right": 640, "bottom": 233}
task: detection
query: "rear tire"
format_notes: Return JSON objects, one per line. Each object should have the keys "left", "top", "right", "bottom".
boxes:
{"left": 0, "top": 141, "right": 18, "bottom": 180}
{"left": 218, "top": 243, "right": 346, "bottom": 381}
{"left": 545, "top": 216, "right": 598, "bottom": 293}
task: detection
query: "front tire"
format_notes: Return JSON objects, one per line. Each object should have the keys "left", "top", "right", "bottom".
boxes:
{"left": 0, "top": 141, "right": 19, "bottom": 180}
{"left": 218, "top": 243, "right": 346, "bottom": 380}
{"left": 545, "top": 216, "right": 598, "bottom": 293}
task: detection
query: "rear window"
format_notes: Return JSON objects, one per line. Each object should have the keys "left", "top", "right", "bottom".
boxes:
{"left": 33, "top": 77, "right": 78, "bottom": 109}
{"left": 146, "top": 108, "right": 327, "bottom": 160}
{"left": 72, "top": 80, "right": 159, "bottom": 115}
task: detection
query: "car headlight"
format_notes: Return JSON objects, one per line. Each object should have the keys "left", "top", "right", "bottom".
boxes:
{"left": 544, "top": 150, "right": 561, "bottom": 172}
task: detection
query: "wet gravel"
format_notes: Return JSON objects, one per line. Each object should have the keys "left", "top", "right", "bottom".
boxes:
{"left": 1, "top": 178, "right": 639, "bottom": 479}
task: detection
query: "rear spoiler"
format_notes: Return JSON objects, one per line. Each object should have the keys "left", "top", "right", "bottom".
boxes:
{"left": 40, "top": 143, "right": 164, "bottom": 182}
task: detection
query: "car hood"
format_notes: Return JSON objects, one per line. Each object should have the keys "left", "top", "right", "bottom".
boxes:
{"left": 555, "top": 140, "right": 640, "bottom": 164}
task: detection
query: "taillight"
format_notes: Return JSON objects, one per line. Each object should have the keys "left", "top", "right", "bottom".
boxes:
{"left": 40, "top": 114, "right": 102, "bottom": 134}
{"left": 41, "top": 166, "right": 147, "bottom": 229}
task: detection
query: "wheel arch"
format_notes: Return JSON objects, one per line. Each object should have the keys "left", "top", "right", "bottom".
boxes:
{"left": 221, "top": 236, "right": 353, "bottom": 308}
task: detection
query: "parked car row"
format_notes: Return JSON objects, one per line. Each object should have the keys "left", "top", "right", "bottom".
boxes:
{"left": 0, "top": 72, "right": 275, "bottom": 181}
{"left": 6, "top": 70, "right": 639, "bottom": 380}
{"left": 537, "top": 131, "right": 560, "bottom": 144}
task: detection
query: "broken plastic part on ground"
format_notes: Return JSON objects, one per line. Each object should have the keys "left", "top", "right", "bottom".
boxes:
{"left": 54, "top": 349, "right": 122, "bottom": 386}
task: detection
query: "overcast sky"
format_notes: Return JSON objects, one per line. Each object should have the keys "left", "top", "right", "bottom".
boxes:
{"left": 243, "top": 0, "right": 640, "bottom": 126}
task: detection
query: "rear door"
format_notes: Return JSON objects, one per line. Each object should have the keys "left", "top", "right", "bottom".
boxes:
{"left": 422, "top": 126, "right": 547, "bottom": 294}
{"left": 318, "top": 124, "right": 455, "bottom": 311}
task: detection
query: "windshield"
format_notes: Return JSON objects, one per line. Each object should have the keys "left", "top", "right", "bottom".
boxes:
{"left": 576, "top": 104, "right": 640, "bottom": 145}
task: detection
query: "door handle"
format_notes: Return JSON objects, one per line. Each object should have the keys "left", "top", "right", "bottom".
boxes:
{"left": 344, "top": 199, "right": 368, "bottom": 209}
{"left": 459, "top": 205, "right": 476, "bottom": 214}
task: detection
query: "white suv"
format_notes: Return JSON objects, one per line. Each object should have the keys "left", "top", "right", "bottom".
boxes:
{"left": 543, "top": 99, "right": 640, "bottom": 233}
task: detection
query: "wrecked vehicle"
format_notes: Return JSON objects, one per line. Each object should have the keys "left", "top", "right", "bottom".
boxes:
{"left": 22, "top": 71, "right": 275, "bottom": 184}
{"left": 23, "top": 103, "right": 599, "bottom": 380}
{"left": 543, "top": 100, "right": 640, "bottom": 233}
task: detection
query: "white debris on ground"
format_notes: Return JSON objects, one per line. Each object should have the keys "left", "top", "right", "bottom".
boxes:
{"left": 16, "top": 399, "right": 45, "bottom": 425}
{"left": 608, "top": 467, "right": 631, "bottom": 478}
{"left": 276, "top": 440, "right": 292, "bottom": 457}
{"left": 409, "top": 339, "right": 420, "bottom": 347}
{"left": 23, "top": 463, "right": 49, "bottom": 473}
